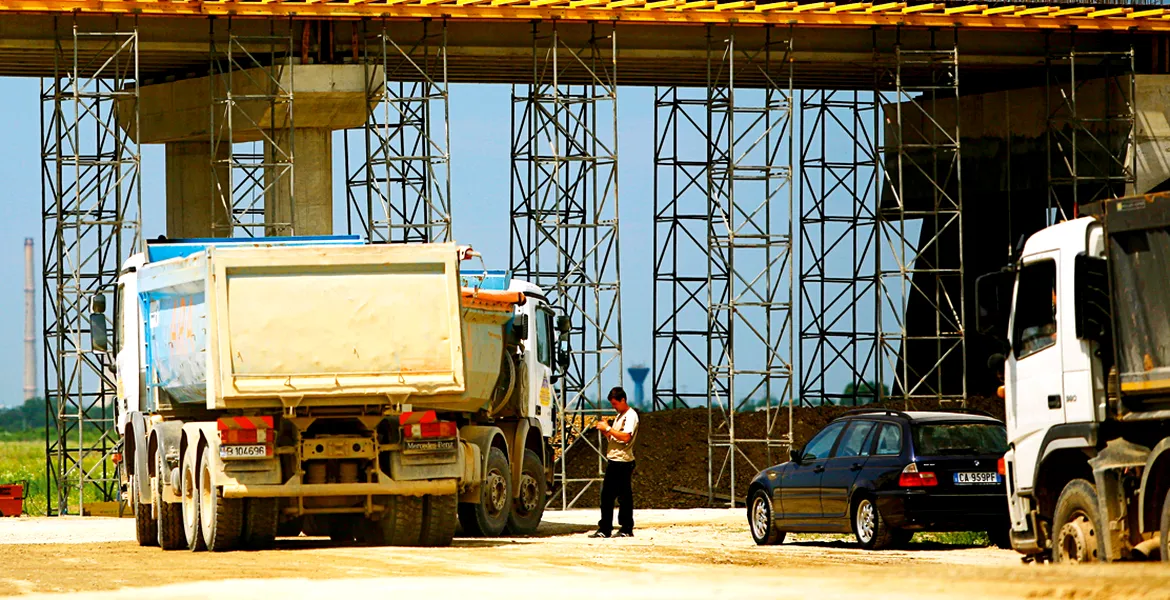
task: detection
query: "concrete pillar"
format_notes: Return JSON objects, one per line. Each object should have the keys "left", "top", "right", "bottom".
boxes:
{"left": 166, "top": 142, "right": 230, "bottom": 239}
{"left": 264, "top": 128, "right": 333, "bottom": 236}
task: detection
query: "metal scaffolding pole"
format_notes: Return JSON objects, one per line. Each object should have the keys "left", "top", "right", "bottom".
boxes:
{"left": 706, "top": 25, "right": 795, "bottom": 507}
{"left": 798, "top": 85, "right": 881, "bottom": 408}
{"left": 652, "top": 86, "right": 712, "bottom": 411}
{"left": 209, "top": 18, "right": 295, "bottom": 237}
{"left": 41, "top": 17, "right": 142, "bottom": 515}
{"left": 510, "top": 22, "right": 622, "bottom": 510}
{"left": 877, "top": 30, "right": 965, "bottom": 405}
{"left": 1046, "top": 35, "right": 1136, "bottom": 222}
{"left": 344, "top": 19, "right": 451, "bottom": 243}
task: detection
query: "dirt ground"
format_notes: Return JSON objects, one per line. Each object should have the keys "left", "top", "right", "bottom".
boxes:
{"left": 3, "top": 509, "right": 1170, "bottom": 599}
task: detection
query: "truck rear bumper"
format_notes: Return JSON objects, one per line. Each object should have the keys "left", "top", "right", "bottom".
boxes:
{"left": 221, "top": 479, "right": 457, "bottom": 498}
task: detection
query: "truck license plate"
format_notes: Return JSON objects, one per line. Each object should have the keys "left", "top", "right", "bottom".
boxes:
{"left": 404, "top": 439, "right": 456, "bottom": 453}
{"left": 220, "top": 444, "right": 270, "bottom": 459}
{"left": 953, "top": 472, "right": 1000, "bottom": 485}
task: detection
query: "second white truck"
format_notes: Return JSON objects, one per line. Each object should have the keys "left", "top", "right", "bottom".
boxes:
{"left": 95, "top": 237, "right": 570, "bottom": 551}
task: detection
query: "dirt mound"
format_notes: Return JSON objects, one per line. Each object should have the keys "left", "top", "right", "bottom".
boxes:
{"left": 559, "top": 397, "right": 1005, "bottom": 510}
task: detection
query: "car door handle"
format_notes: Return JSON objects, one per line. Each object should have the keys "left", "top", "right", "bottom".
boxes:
{"left": 850, "top": 463, "right": 864, "bottom": 471}
{"left": 813, "top": 465, "right": 825, "bottom": 474}
{"left": 1048, "top": 394, "right": 1062, "bottom": 409}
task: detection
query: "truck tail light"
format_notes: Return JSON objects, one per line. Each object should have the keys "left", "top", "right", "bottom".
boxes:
{"left": 898, "top": 463, "right": 938, "bottom": 487}
{"left": 997, "top": 457, "right": 1006, "bottom": 476}
{"left": 217, "top": 416, "right": 274, "bottom": 445}
{"left": 401, "top": 420, "right": 458, "bottom": 440}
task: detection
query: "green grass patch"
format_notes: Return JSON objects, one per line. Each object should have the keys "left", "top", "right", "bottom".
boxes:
{"left": 0, "top": 439, "right": 120, "bottom": 516}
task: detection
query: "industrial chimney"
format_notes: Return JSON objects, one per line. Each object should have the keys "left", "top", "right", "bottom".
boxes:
{"left": 23, "top": 238, "right": 35, "bottom": 402}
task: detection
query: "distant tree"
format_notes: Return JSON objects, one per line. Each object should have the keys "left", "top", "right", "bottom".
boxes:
{"left": 842, "top": 381, "right": 889, "bottom": 406}
{"left": 0, "top": 397, "right": 47, "bottom": 432}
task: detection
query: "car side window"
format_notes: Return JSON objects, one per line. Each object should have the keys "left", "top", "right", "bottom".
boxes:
{"left": 802, "top": 421, "right": 846, "bottom": 461}
{"left": 874, "top": 424, "right": 903, "bottom": 456}
{"left": 832, "top": 420, "right": 878, "bottom": 458}
{"left": 1012, "top": 259, "right": 1058, "bottom": 360}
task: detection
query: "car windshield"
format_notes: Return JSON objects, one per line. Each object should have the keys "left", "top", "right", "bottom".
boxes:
{"left": 911, "top": 422, "right": 1007, "bottom": 456}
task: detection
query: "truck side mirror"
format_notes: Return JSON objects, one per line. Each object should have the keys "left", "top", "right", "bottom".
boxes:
{"left": 90, "top": 294, "right": 109, "bottom": 353}
{"left": 513, "top": 314, "right": 529, "bottom": 341}
{"left": 976, "top": 270, "right": 1014, "bottom": 340}
{"left": 1074, "top": 254, "right": 1111, "bottom": 343}
{"left": 557, "top": 350, "right": 570, "bottom": 370}
{"left": 556, "top": 315, "right": 571, "bottom": 335}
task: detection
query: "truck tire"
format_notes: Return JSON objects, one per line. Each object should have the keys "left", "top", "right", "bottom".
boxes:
{"left": 1159, "top": 488, "right": 1170, "bottom": 563}
{"left": 458, "top": 446, "right": 512, "bottom": 537}
{"left": 1052, "top": 479, "right": 1104, "bottom": 563}
{"left": 242, "top": 498, "right": 279, "bottom": 549}
{"left": 181, "top": 444, "right": 206, "bottom": 551}
{"left": 133, "top": 474, "right": 158, "bottom": 547}
{"left": 199, "top": 446, "right": 244, "bottom": 551}
{"left": 154, "top": 445, "right": 186, "bottom": 550}
{"left": 420, "top": 494, "right": 458, "bottom": 547}
{"left": 378, "top": 495, "right": 426, "bottom": 546}
{"left": 506, "top": 450, "right": 546, "bottom": 536}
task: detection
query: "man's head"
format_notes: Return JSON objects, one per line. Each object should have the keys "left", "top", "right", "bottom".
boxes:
{"left": 608, "top": 387, "right": 629, "bottom": 412}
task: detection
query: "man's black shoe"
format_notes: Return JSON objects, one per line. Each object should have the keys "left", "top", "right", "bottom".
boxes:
{"left": 589, "top": 530, "right": 610, "bottom": 538}
{"left": 615, "top": 531, "right": 634, "bottom": 538}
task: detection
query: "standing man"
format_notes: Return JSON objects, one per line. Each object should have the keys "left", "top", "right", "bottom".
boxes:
{"left": 590, "top": 386, "right": 640, "bottom": 538}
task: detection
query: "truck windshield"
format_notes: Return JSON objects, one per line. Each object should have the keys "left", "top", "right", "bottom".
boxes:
{"left": 912, "top": 423, "right": 1007, "bottom": 456}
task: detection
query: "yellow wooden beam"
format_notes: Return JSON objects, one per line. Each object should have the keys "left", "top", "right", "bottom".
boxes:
{"left": 608, "top": 0, "right": 645, "bottom": 7}
{"left": 1050, "top": 7, "right": 1091, "bottom": 17}
{"left": 791, "top": 1, "right": 834, "bottom": 11}
{"left": 865, "top": 2, "right": 904, "bottom": 13}
{"left": 643, "top": 0, "right": 682, "bottom": 9}
{"left": 943, "top": 4, "right": 983, "bottom": 15}
{"left": 754, "top": 0, "right": 796, "bottom": 10}
{"left": 1130, "top": 8, "right": 1167, "bottom": 18}
{"left": 713, "top": 0, "right": 753, "bottom": 10}
{"left": 901, "top": 2, "right": 941, "bottom": 14}
{"left": 1013, "top": 5, "right": 1057, "bottom": 17}
{"left": 674, "top": 0, "right": 715, "bottom": 8}
{"left": 1086, "top": 7, "right": 1129, "bottom": 18}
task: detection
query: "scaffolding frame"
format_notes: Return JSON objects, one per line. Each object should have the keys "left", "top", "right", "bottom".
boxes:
{"left": 1046, "top": 35, "right": 1136, "bottom": 222}
{"left": 797, "top": 84, "right": 881, "bottom": 408}
{"left": 510, "top": 22, "right": 623, "bottom": 510}
{"left": 706, "top": 25, "right": 795, "bottom": 507}
{"left": 209, "top": 18, "right": 295, "bottom": 237}
{"left": 876, "top": 32, "right": 966, "bottom": 405}
{"left": 652, "top": 86, "right": 712, "bottom": 411}
{"left": 41, "top": 17, "right": 141, "bottom": 515}
{"left": 344, "top": 19, "right": 451, "bottom": 243}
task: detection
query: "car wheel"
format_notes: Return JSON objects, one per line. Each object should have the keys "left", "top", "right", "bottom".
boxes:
{"left": 1051, "top": 479, "right": 1104, "bottom": 563}
{"left": 852, "top": 496, "right": 894, "bottom": 550}
{"left": 748, "top": 489, "right": 785, "bottom": 546}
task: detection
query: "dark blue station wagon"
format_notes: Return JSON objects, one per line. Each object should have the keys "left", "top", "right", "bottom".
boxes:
{"left": 747, "top": 409, "right": 1010, "bottom": 549}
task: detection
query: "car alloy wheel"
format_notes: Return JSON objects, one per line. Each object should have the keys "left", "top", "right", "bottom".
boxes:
{"left": 855, "top": 499, "right": 876, "bottom": 544}
{"left": 751, "top": 495, "right": 770, "bottom": 541}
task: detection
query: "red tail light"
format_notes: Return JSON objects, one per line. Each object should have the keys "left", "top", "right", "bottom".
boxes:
{"left": 899, "top": 463, "right": 938, "bottom": 487}
{"left": 997, "top": 458, "right": 1006, "bottom": 476}
{"left": 402, "top": 420, "right": 458, "bottom": 440}
{"left": 217, "top": 416, "right": 274, "bottom": 445}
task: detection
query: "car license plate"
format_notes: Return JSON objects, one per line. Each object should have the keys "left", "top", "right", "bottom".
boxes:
{"left": 953, "top": 471, "right": 1000, "bottom": 484}
{"left": 404, "top": 439, "right": 456, "bottom": 453}
{"left": 220, "top": 444, "right": 269, "bottom": 459}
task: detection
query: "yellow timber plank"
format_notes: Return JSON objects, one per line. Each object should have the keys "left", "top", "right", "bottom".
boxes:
{"left": 901, "top": 3, "right": 942, "bottom": 14}
{"left": 943, "top": 4, "right": 983, "bottom": 14}
{"left": 754, "top": 0, "right": 795, "bottom": 10}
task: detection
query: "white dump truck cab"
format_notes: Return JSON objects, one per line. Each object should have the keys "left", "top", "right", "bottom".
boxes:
{"left": 93, "top": 237, "right": 570, "bottom": 551}
{"left": 978, "top": 193, "right": 1170, "bottom": 562}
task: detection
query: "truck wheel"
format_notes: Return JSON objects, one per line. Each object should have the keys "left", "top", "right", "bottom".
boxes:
{"left": 420, "top": 494, "right": 458, "bottom": 547}
{"left": 133, "top": 474, "right": 158, "bottom": 547}
{"left": 379, "top": 495, "right": 426, "bottom": 546}
{"left": 242, "top": 498, "right": 279, "bottom": 549}
{"left": 1159, "top": 488, "right": 1170, "bottom": 563}
{"left": 1052, "top": 479, "right": 1104, "bottom": 563}
{"left": 181, "top": 444, "right": 206, "bottom": 551}
{"left": 506, "top": 450, "right": 546, "bottom": 536}
{"left": 458, "top": 447, "right": 512, "bottom": 537}
{"left": 199, "top": 446, "right": 244, "bottom": 551}
{"left": 154, "top": 445, "right": 186, "bottom": 550}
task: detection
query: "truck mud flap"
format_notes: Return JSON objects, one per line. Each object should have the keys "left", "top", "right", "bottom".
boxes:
{"left": 1089, "top": 438, "right": 1151, "bottom": 561}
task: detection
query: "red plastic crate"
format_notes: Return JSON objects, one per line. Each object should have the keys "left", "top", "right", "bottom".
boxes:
{"left": 0, "top": 484, "right": 24, "bottom": 517}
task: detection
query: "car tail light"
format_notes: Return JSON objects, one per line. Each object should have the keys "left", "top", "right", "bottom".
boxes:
{"left": 997, "top": 457, "right": 1006, "bottom": 476}
{"left": 217, "top": 416, "right": 274, "bottom": 445}
{"left": 400, "top": 411, "right": 457, "bottom": 439}
{"left": 899, "top": 463, "right": 938, "bottom": 487}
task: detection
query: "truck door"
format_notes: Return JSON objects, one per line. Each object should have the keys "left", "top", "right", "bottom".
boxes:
{"left": 1007, "top": 255, "right": 1064, "bottom": 492}
{"left": 526, "top": 303, "right": 556, "bottom": 435}
{"left": 114, "top": 274, "right": 142, "bottom": 419}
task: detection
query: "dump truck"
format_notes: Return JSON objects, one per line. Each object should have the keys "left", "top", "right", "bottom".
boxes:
{"left": 977, "top": 191, "right": 1170, "bottom": 563}
{"left": 94, "top": 236, "right": 569, "bottom": 551}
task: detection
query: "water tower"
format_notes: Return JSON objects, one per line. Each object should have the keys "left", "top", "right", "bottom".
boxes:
{"left": 627, "top": 365, "right": 650, "bottom": 410}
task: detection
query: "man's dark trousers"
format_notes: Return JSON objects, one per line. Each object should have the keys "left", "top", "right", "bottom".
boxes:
{"left": 598, "top": 460, "right": 636, "bottom": 535}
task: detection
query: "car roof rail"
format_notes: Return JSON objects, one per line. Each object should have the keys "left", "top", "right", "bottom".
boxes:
{"left": 931, "top": 407, "right": 997, "bottom": 419}
{"left": 838, "top": 408, "right": 912, "bottom": 420}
